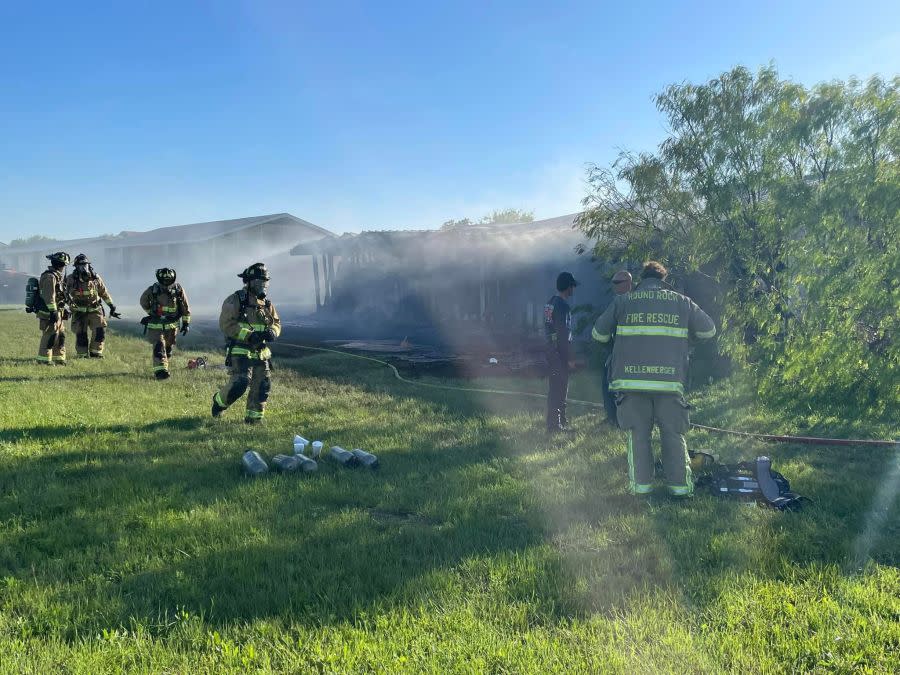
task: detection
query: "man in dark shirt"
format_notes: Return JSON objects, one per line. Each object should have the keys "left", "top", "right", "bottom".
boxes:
{"left": 545, "top": 271, "right": 578, "bottom": 433}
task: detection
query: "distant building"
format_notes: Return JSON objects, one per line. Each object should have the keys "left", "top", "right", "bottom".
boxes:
{"left": 290, "top": 214, "right": 618, "bottom": 337}
{"left": 1, "top": 213, "right": 333, "bottom": 309}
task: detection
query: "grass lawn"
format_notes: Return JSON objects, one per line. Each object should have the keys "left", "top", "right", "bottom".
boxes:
{"left": 0, "top": 308, "right": 897, "bottom": 673}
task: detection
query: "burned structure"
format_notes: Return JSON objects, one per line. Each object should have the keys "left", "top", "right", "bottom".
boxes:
{"left": 290, "top": 214, "right": 618, "bottom": 341}
{"left": 1, "top": 214, "right": 333, "bottom": 311}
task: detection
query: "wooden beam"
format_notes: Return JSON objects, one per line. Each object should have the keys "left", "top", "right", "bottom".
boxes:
{"left": 327, "top": 254, "right": 335, "bottom": 300}
{"left": 321, "top": 254, "right": 330, "bottom": 305}
{"left": 312, "top": 256, "right": 321, "bottom": 311}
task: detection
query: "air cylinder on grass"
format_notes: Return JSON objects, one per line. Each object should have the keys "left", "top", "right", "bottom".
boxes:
{"left": 329, "top": 446, "right": 360, "bottom": 467}
{"left": 351, "top": 448, "right": 379, "bottom": 469}
{"left": 242, "top": 450, "right": 269, "bottom": 476}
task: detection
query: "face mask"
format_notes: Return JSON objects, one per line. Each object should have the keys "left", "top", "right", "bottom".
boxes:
{"left": 76, "top": 266, "right": 90, "bottom": 280}
{"left": 250, "top": 280, "right": 269, "bottom": 299}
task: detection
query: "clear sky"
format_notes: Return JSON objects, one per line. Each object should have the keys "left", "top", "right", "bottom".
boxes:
{"left": 1, "top": 0, "right": 898, "bottom": 241}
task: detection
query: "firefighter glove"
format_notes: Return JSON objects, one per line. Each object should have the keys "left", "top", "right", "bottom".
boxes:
{"left": 61, "top": 308, "right": 72, "bottom": 320}
{"left": 108, "top": 304, "right": 121, "bottom": 319}
{"left": 49, "top": 310, "right": 60, "bottom": 324}
{"left": 247, "top": 331, "right": 265, "bottom": 348}
{"left": 261, "top": 328, "right": 277, "bottom": 343}
{"left": 180, "top": 323, "right": 190, "bottom": 336}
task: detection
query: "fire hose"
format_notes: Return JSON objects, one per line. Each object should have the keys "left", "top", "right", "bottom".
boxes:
{"left": 277, "top": 342, "right": 898, "bottom": 448}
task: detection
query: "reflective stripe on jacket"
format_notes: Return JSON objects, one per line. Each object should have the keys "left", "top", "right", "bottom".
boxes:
{"left": 38, "top": 269, "right": 64, "bottom": 314}
{"left": 219, "top": 290, "right": 282, "bottom": 359}
{"left": 140, "top": 283, "right": 192, "bottom": 327}
{"left": 64, "top": 273, "right": 113, "bottom": 312}
{"left": 592, "top": 278, "right": 716, "bottom": 394}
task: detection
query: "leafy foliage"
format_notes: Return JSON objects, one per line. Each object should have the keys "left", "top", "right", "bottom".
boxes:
{"left": 441, "top": 208, "right": 534, "bottom": 230}
{"left": 577, "top": 66, "right": 899, "bottom": 416}
{"left": 8, "top": 234, "right": 58, "bottom": 247}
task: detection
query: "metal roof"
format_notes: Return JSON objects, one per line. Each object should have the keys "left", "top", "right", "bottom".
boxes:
{"left": 3, "top": 213, "right": 332, "bottom": 254}
{"left": 290, "top": 213, "right": 582, "bottom": 256}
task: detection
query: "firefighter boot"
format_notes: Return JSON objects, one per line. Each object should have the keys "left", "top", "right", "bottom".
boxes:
{"left": 211, "top": 393, "right": 226, "bottom": 418}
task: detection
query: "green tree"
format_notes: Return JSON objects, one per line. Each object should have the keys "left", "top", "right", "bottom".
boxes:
{"left": 440, "top": 208, "right": 534, "bottom": 230}
{"left": 9, "top": 234, "right": 58, "bottom": 247}
{"left": 440, "top": 218, "right": 473, "bottom": 230}
{"left": 577, "top": 66, "right": 899, "bottom": 415}
{"left": 479, "top": 208, "right": 534, "bottom": 224}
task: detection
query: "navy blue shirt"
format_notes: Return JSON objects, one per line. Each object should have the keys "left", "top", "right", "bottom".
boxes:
{"left": 544, "top": 295, "right": 572, "bottom": 359}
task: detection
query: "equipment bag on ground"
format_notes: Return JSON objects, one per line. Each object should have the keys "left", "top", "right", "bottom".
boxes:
{"left": 692, "top": 452, "right": 809, "bottom": 511}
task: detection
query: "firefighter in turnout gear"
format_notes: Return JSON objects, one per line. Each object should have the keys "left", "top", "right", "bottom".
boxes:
{"left": 212, "top": 263, "right": 282, "bottom": 424}
{"left": 36, "top": 252, "right": 71, "bottom": 365}
{"left": 64, "top": 254, "right": 119, "bottom": 358}
{"left": 601, "top": 270, "right": 634, "bottom": 424}
{"left": 545, "top": 271, "right": 578, "bottom": 433}
{"left": 592, "top": 261, "right": 716, "bottom": 497}
{"left": 139, "top": 268, "right": 191, "bottom": 379}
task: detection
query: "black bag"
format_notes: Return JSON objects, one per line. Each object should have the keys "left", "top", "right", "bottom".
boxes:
{"left": 694, "top": 453, "right": 809, "bottom": 511}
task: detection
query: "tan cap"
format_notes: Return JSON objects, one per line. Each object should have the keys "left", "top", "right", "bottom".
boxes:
{"left": 612, "top": 270, "right": 633, "bottom": 294}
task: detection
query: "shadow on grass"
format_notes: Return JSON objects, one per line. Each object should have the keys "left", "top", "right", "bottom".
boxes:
{"left": 1, "top": 352, "right": 896, "bottom": 639}
{"left": 0, "top": 416, "right": 205, "bottom": 443}
{"left": 0, "top": 407, "right": 546, "bottom": 636}
{"left": 0, "top": 372, "right": 135, "bottom": 384}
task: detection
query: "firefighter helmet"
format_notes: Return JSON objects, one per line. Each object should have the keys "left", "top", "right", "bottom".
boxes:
{"left": 239, "top": 263, "right": 270, "bottom": 282}
{"left": 46, "top": 252, "right": 71, "bottom": 266}
{"left": 156, "top": 268, "right": 177, "bottom": 286}
{"left": 73, "top": 253, "right": 90, "bottom": 266}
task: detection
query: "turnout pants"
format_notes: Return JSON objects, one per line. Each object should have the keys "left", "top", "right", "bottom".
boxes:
{"left": 71, "top": 310, "right": 107, "bottom": 357}
{"left": 214, "top": 355, "right": 271, "bottom": 421}
{"left": 37, "top": 317, "right": 66, "bottom": 364}
{"left": 546, "top": 349, "right": 569, "bottom": 429}
{"left": 616, "top": 391, "right": 693, "bottom": 496}
{"left": 146, "top": 328, "right": 177, "bottom": 374}
{"left": 601, "top": 355, "right": 617, "bottom": 425}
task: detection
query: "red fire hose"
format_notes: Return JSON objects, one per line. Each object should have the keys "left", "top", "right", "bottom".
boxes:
{"left": 689, "top": 423, "right": 898, "bottom": 447}
{"left": 279, "top": 341, "right": 899, "bottom": 448}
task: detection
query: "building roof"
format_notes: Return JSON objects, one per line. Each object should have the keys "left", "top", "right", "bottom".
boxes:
{"left": 3, "top": 213, "right": 332, "bottom": 254}
{"left": 290, "top": 213, "right": 582, "bottom": 256}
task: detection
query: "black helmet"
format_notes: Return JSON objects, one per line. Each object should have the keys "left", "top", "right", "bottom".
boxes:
{"left": 156, "top": 268, "right": 177, "bottom": 285}
{"left": 46, "top": 252, "right": 71, "bottom": 267}
{"left": 556, "top": 271, "right": 579, "bottom": 292}
{"left": 73, "top": 253, "right": 90, "bottom": 266}
{"left": 239, "top": 262, "right": 270, "bottom": 282}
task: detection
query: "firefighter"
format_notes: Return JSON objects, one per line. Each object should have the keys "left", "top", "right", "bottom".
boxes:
{"left": 601, "top": 270, "right": 633, "bottom": 423}
{"left": 545, "top": 271, "right": 578, "bottom": 433}
{"left": 211, "top": 263, "right": 281, "bottom": 424}
{"left": 64, "top": 254, "right": 119, "bottom": 358}
{"left": 592, "top": 261, "right": 716, "bottom": 497}
{"left": 139, "top": 268, "right": 191, "bottom": 379}
{"left": 36, "top": 252, "right": 71, "bottom": 365}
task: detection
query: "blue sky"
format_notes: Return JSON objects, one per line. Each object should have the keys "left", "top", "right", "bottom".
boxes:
{"left": 1, "top": 0, "right": 898, "bottom": 241}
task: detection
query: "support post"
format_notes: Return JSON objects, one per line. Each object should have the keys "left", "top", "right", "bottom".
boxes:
{"left": 327, "top": 254, "right": 335, "bottom": 301}
{"left": 312, "top": 256, "right": 321, "bottom": 311}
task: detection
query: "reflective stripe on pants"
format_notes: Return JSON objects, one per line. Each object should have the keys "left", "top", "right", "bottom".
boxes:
{"left": 616, "top": 391, "right": 693, "bottom": 495}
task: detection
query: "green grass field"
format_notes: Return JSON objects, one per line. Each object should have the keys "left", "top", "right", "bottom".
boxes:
{"left": 0, "top": 309, "right": 897, "bottom": 673}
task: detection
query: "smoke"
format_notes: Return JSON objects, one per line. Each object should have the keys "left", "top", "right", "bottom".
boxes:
{"left": 297, "top": 214, "right": 620, "bottom": 353}
{"left": 850, "top": 448, "right": 900, "bottom": 569}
